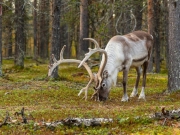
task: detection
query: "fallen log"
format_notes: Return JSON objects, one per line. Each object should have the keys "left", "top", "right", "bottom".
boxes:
{"left": 35, "top": 118, "right": 113, "bottom": 127}
{"left": 154, "top": 107, "right": 180, "bottom": 120}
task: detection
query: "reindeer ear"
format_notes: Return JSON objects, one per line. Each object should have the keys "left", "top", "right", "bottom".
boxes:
{"left": 103, "top": 70, "right": 108, "bottom": 78}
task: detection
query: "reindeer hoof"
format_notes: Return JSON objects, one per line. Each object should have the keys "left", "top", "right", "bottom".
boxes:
{"left": 138, "top": 96, "right": 146, "bottom": 101}
{"left": 121, "top": 94, "right": 129, "bottom": 102}
{"left": 121, "top": 97, "right": 129, "bottom": 102}
{"left": 138, "top": 90, "right": 146, "bottom": 100}
{"left": 130, "top": 88, "right": 138, "bottom": 97}
{"left": 130, "top": 92, "right": 138, "bottom": 97}
{"left": 138, "top": 94, "right": 146, "bottom": 101}
{"left": 138, "top": 87, "right": 146, "bottom": 100}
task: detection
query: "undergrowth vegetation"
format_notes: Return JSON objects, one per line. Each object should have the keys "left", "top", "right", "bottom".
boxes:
{"left": 0, "top": 59, "right": 180, "bottom": 134}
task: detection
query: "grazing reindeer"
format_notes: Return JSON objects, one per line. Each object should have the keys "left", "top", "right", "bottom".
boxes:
{"left": 48, "top": 45, "right": 96, "bottom": 100}
{"left": 79, "top": 31, "right": 153, "bottom": 101}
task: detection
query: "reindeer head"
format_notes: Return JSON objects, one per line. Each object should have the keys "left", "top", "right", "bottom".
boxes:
{"left": 78, "top": 38, "right": 110, "bottom": 101}
{"left": 94, "top": 70, "right": 113, "bottom": 101}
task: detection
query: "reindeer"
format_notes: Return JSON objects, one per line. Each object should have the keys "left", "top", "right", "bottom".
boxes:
{"left": 48, "top": 45, "right": 96, "bottom": 100}
{"left": 78, "top": 31, "right": 153, "bottom": 101}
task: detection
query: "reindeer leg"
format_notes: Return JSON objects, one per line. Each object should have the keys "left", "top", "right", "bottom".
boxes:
{"left": 121, "top": 68, "right": 129, "bottom": 102}
{"left": 130, "top": 66, "right": 141, "bottom": 97}
{"left": 139, "top": 61, "right": 148, "bottom": 100}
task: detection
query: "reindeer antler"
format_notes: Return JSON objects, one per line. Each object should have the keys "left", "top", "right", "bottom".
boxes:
{"left": 50, "top": 45, "right": 66, "bottom": 65}
{"left": 60, "top": 45, "right": 66, "bottom": 60}
{"left": 78, "top": 38, "right": 108, "bottom": 90}
{"left": 78, "top": 38, "right": 106, "bottom": 68}
{"left": 48, "top": 45, "right": 95, "bottom": 100}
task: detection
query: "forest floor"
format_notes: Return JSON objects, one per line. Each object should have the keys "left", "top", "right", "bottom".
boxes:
{"left": 0, "top": 59, "right": 180, "bottom": 134}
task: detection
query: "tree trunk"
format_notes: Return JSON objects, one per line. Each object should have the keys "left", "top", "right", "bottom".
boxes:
{"left": 14, "top": 0, "right": 25, "bottom": 68}
{"left": 154, "top": 0, "right": 160, "bottom": 73}
{"left": 163, "top": 0, "right": 169, "bottom": 69}
{"left": 50, "top": 0, "right": 61, "bottom": 78}
{"left": 147, "top": 0, "right": 154, "bottom": 72}
{"left": 7, "top": 27, "right": 13, "bottom": 57}
{"left": 33, "top": 0, "right": 38, "bottom": 60}
{"left": 60, "top": 24, "right": 70, "bottom": 58}
{"left": 168, "top": 0, "right": 180, "bottom": 92}
{"left": 108, "top": 15, "right": 114, "bottom": 37}
{"left": 78, "top": 0, "right": 89, "bottom": 59}
{"left": 3, "top": 0, "right": 13, "bottom": 57}
{"left": 0, "top": 1, "right": 2, "bottom": 76}
{"left": 38, "top": 0, "right": 50, "bottom": 60}
{"left": 67, "top": 26, "right": 72, "bottom": 58}
{"left": 134, "top": 0, "right": 143, "bottom": 30}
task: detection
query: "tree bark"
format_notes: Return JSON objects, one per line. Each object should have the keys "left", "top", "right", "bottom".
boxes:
{"left": 60, "top": 24, "right": 70, "bottom": 58}
{"left": 14, "top": 0, "right": 25, "bottom": 68}
{"left": 38, "top": 0, "right": 50, "bottom": 60}
{"left": 163, "top": 0, "right": 169, "bottom": 69}
{"left": 7, "top": 27, "right": 13, "bottom": 57}
{"left": 50, "top": 0, "right": 61, "bottom": 78}
{"left": 168, "top": 0, "right": 180, "bottom": 92}
{"left": 33, "top": 0, "right": 38, "bottom": 60}
{"left": 3, "top": 1, "right": 13, "bottom": 57}
{"left": 0, "top": 1, "right": 2, "bottom": 76}
{"left": 147, "top": 0, "right": 154, "bottom": 72}
{"left": 154, "top": 0, "right": 160, "bottom": 73}
{"left": 78, "top": 0, "right": 89, "bottom": 59}
{"left": 134, "top": 0, "right": 143, "bottom": 30}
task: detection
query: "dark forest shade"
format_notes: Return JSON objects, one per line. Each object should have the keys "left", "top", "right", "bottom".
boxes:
{"left": 0, "top": 1, "right": 2, "bottom": 76}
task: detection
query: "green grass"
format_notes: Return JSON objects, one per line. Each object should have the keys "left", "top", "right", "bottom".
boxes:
{"left": 0, "top": 59, "right": 180, "bottom": 134}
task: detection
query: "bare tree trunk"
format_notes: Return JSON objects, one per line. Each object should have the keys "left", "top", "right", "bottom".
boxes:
{"left": 147, "top": 0, "right": 154, "bottom": 72}
{"left": 50, "top": 0, "right": 61, "bottom": 79}
{"left": 3, "top": 1, "right": 13, "bottom": 57}
{"left": 0, "top": 1, "right": 2, "bottom": 76}
{"left": 108, "top": 16, "right": 114, "bottom": 37}
{"left": 67, "top": 27, "right": 72, "bottom": 58}
{"left": 154, "top": 0, "right": 161, "bottom": 73}
{"left": 134, "top": 1, "right": 143, "bottom": 30}
{"left": 7, "top": 27, "right": 13, "bottom": 57}
{"left": 14, "top": 0, "right": 25, "bottom": 68}
{"left": 38, "top": 0, "right": 50, "bottom": 60}
{"left": 108, "top": 0, "right": 115, "bottom": 37}
{"left": 163, "top": 0, "right": 169, "bottom": 69}
{"left": 168, "top": 0, "right": 180, "bottom": 92}
{"left": 60, "top": 24, "right": 70, "bottom": 58}
{"left": 78, "top": 0, "right": 89, "bottom": 59}
{"left": 33, "top": 0, "right": 38, "bottom": 60}
{"left": 75, "top": 25, "right": 79, "bottom": 58}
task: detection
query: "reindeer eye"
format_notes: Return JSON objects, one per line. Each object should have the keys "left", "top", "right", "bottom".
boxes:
{"left": 102, "top": 83, "right": 106, "bottom": 87}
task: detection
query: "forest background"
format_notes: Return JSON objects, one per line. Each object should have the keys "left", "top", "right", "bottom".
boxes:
{"left": 0, "top": 0, "right": 180, "bottom": 134}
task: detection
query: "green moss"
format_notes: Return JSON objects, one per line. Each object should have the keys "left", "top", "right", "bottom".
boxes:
{"left": 0, "top": 59, "right": 180, "bottom": 134}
